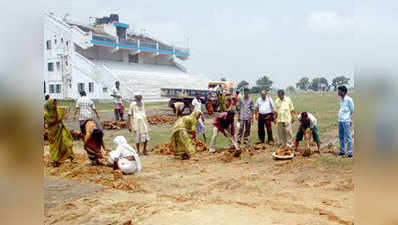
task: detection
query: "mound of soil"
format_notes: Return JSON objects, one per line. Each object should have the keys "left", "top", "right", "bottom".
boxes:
{"left": 275, "top": 146, "right": 293, "bottom": 156}
{"left": 102, "top": 120, "right": 128, "bottom": 130}
{"left": 44, "top": 154, "right": 140, "bottom": 192}
{"left": 147, "top": 114, "right": 177, "bottom": 125}
{"left": 151, "top": 139, "right": 208, "bottom": 155}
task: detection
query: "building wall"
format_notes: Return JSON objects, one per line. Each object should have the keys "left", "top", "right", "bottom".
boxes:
{"left": 70, "top": 64, "right": 106, "bottom": 100}
{"left": 44, "top": 15, "right": 75, "bottom": 99}
{"left": 76, "top": 46, "right": 123, "bottom": 61}
{"left": 103, "top": 23, "right": 117, "bottom": 37}
{"left": 122, "top": 49, "right": 129, "bottom": 63}
{"left": 156, "top": 55, "right": 173, "bottom": 65}
{"left": 77, "top": 46, "right": 173, "bottom": 66}
{"left": 44, "top": 15, "right": 112, "bottom": 100}
{"left": 139, "top": 52, "right": 173, "bottom": 65}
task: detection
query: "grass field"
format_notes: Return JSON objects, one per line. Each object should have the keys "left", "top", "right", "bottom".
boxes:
{"left": 71, "top": 92, "right": 342, "bottom": 150}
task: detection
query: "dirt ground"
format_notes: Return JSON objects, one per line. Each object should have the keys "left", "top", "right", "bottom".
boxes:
{"left": 44, "top": 147, "right": 353, "bottom": 225}
{"left": 45, "top": 99, "right": 354, "bottom": 225}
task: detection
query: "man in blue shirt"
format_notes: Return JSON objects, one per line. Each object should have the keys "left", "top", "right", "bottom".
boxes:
{"left": 338, "top": 86, "right": 355, "bottom": 158}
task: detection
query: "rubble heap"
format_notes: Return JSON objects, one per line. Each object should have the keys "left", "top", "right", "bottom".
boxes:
{"left": 147, "top": 114, "right": 177, "bottom": 125}
{"left": 151, "top": 139, "right": 208, "bottom": 155}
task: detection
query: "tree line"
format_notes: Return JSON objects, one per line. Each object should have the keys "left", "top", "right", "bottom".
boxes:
{"left": 234, "top": 75, "right": 351, "bottom": 93}
{"left": 296, "top": 76, "right": 351, "bottom": 91}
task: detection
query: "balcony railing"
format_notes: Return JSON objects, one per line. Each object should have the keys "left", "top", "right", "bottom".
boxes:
{"left": 159, "top": 44, "right": 173, "bottom": 51}
{"left": 175, "top": 47, "right": 189, "bottom": 54}
{"left": 91, "top": 36, "right": 189, "bottom": 57}
{"left": 119, "top": 39, "right": 137, "bottom": 46}
{"left": 93, "top": 34, "right": 116, "bottom": 43}
{"left": 140, "top": 41, "right": 157, "bottom": 49}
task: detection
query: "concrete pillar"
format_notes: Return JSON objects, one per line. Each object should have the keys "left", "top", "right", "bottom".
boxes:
{"left": 122, "top": 50, "right": 128, "bottom": 63}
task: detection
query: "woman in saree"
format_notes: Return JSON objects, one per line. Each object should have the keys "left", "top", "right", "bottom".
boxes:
{"left": 218, "top": 92, "right": 227, "bottom": 112}
{"left": 83, "top": 119, "right": 109, "bottom": 166}
{"left": 128, "top": 93, "right": 150, "bottom": 155}
{"left": 170, "top": 110, "right": 202, "bottom": 160}
{"left": 44, "top": 98, "right": 75, "bottom": 167}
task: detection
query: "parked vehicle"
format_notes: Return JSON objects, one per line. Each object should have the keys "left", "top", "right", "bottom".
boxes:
{"left": 161, "top": 81, "right": 237, "bottom": 114}
{"left": 160, "top": 88, "right": 208, "bottom": 114}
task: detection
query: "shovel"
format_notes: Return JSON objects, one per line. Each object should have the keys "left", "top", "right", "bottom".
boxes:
{"left": 225, "top": 130, "right": 240, "bottom": 150}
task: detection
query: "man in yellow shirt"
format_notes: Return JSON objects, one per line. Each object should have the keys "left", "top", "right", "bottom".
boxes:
{"left": 274, "top": 89, "right": 295, "bottom": 147}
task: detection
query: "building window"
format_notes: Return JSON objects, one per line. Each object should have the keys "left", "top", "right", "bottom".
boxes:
{"left": 88, "top": 82, "right": 94, "bottom": 93}
{"left": 56, "top": 84, "right": 61, "bottom": 93}
{"left": 66, "top": 41, "right": 69, "bottom": 47}
{"left": 54, "top": 38, "right": 57, "bottom": 44}
{"left": 78, "top": 83, "right": 85, "bottom": 93}
{"left": 48, "top": 62, "right": 54, "bottom": 72}
{"left": 67, "top": 79, "right": 72, "bottom": 88}
{"left": 56, "top": 62, "right": 61, "bottom": 71}
{"left": 44, "top": 81, "right": 46, "bottom": 94}
{"left": 46, "top": 40, "right": 51, "bottom": 50}
{"left": 102, "top": 87, "right": 108, "bottom": 92}
{"left": 61, "top": 38, "right": 63, "bottom": 43}
{"left": 49, "top": 85, "right": 55, "bottom": 93}
{"left": 64, "top": 55, "right": 69, "bottom": 66}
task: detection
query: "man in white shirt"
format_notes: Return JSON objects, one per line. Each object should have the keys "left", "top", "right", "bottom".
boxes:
{"left": 111, "top": 81, "right": 124, "bottom": 121}
{"left": 255, "top": 90, "right": 275, "bottom": 144}
{"left": 192, "top": 92, "right": 206, "bottom": 142}
{"left": 73, "top": 90, "right": 100, "bottom": 136}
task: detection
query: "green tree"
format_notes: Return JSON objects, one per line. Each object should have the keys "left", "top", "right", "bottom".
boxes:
{"left": 332, "top": 76, "right": 351, "bottom": 91}
{"left": 319, "top": 77, "right": 329, "bottom": 91}
{"left": 286, "top": 85, "right": 296, "bottom": 94}
{"left": 236, "top": 80, "right": 249, "bottom": 91}
{"left": 309, "top": 78, "right": 321, "bottom": 91}
{"left": 220, "top": 77, "right": 227, "bottom": 81}
{"left": 251, "top": 75, "right": 273, "bottom": 93}
{"left": 309, "top": 77, "right": 329, "bottom": 91}
{"left": 296, "top": 77, "right": 310, "bottom": 91}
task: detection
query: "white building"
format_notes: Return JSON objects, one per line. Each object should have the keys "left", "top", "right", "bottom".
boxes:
{"left": 44, "top": 13, "right": 208, "bottom": 101}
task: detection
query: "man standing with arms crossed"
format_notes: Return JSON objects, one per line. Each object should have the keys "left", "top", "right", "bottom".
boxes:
{"left": 256, "top": 90, "right": 275, "bottom": 144}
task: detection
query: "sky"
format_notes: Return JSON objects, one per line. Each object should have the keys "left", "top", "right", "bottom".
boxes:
{"left": 43, "top": 0, "right": 355, "bottom": 89}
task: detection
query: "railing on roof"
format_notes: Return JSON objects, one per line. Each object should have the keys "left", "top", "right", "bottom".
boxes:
{"left": 119, "top": 39, "right": 138, "bottom": 46}
{"left": 140, "top": 40, "right": 156, "bottom": 49}
{"left": 175, "top": 47, "right": 189, "bottom": 54}
{"left": 159, "top": 44, "right": 173, "bottom": 51}
{"left": 91, "top": 35, "right": 189, "bottom": 57}
{"left": 93, "top": 34, "right": 116, "bottom": 43}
